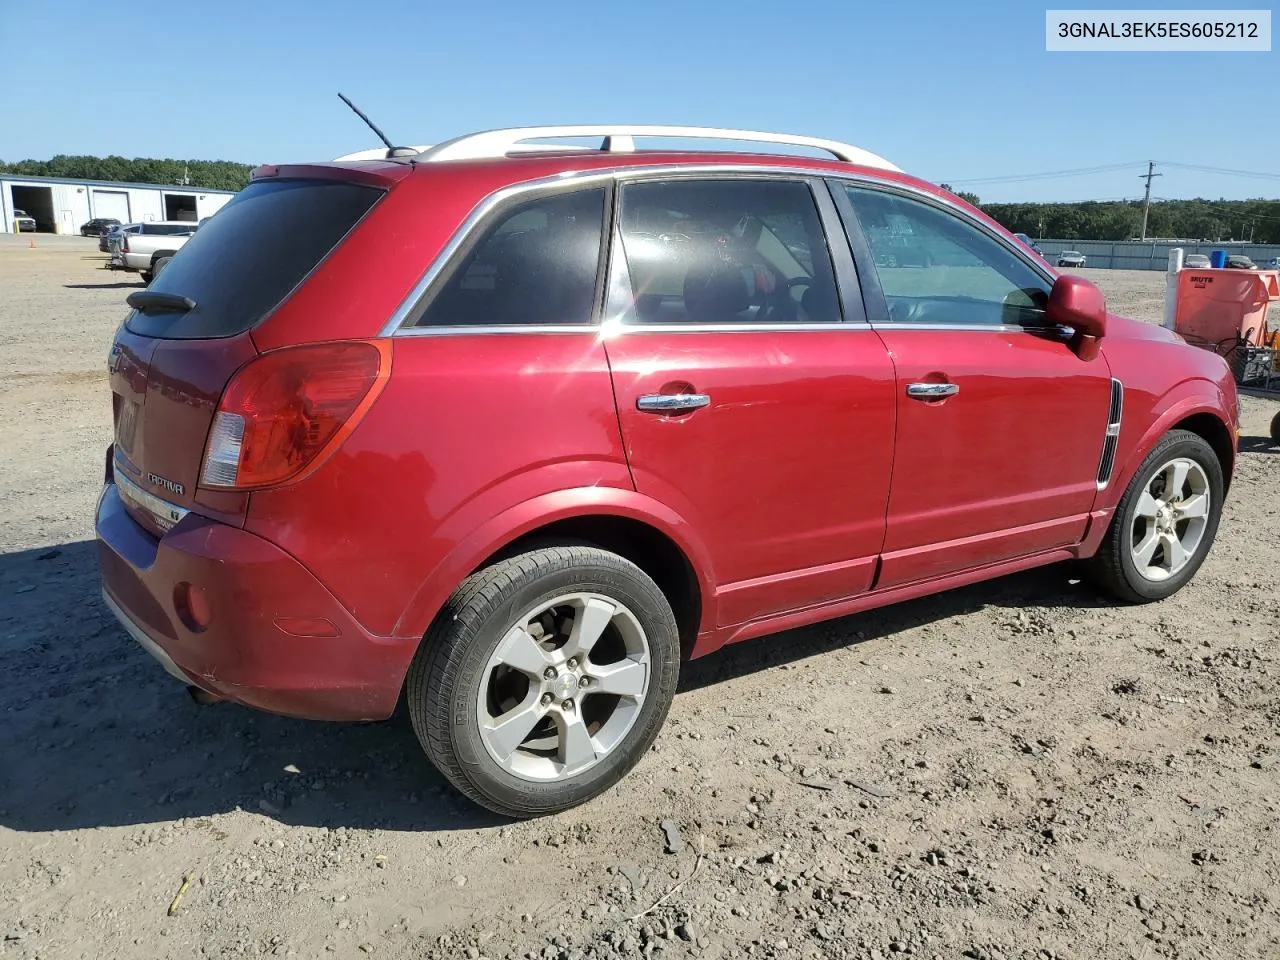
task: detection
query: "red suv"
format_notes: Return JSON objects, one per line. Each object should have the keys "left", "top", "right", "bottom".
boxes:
{"left": 96, "top": 125, "right": 1239, "bottom": 818}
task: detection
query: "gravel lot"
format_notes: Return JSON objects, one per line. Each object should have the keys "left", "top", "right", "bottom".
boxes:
{"left": 2, "top": 236, "right": 1278, "bottom": 960}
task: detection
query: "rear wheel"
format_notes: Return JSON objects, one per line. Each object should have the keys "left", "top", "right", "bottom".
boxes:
{"left": 1089, "top": 429, "right": 1224, "bottom": 603}
{"left": 139, "top": 270, "right": 153, "bottom": 285}
{"left": 406, "top": 545, "right": 681, "bottom": 818}
{"left": 1270, "top": 410, "right": 1280, "bottom": 445}
{"left": 152, "top": 256, "right": 172, "bottom": 280}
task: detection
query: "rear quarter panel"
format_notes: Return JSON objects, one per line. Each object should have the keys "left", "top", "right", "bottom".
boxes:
{"left": 243, "top": 334, "right": 639, "bottom": 639}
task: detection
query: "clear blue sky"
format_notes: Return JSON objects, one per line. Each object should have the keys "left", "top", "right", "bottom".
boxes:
{"left": 2, "top": 0, "right": 1275, "bottom": 202}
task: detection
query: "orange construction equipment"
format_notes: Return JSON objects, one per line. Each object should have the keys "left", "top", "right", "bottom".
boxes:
{"left": 1174, "top": 268, "right": 1279, "bottom": 388}
{"left": 1174, "top": 268, "right": 1277, "bottom": 347}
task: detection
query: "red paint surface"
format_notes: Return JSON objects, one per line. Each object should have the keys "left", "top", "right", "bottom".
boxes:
{"left": 95, "top": 150, "right": 1240, "bottom": 721}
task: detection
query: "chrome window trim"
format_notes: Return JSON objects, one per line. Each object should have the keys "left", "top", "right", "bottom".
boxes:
{"left": 393, "top": 321, "right": 871, "bottom": 338}
{"left": 877, "top": 322, "right": 1075, "bottom": 336}
{"left": 382, "top": 163, "right": 1062, "bottom": 339}
{"left": 608, "top": 321, "right": 871, "bottom": 334}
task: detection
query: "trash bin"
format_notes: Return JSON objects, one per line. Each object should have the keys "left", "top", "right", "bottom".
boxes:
{"left": 1210, "top": 250, "right": 1229, "bottom": 268}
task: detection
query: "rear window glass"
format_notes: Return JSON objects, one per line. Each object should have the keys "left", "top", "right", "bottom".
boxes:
{"left": 127, "top": 178, "right": 383, "bottom": 339}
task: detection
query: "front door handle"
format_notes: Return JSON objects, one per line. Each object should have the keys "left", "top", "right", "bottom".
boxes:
{"left": 906, "top": 382, "right": 959, "bottom": 400}
{"left": 637, "top": 393, "right": 711, "bottom": 413}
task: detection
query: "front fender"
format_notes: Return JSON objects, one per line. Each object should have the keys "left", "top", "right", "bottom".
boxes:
{"left": 391, "top": 485, "right": 718, "bottom": 641}
{"left": 1096, "top": 376, "right": 1232, "bottom": 516}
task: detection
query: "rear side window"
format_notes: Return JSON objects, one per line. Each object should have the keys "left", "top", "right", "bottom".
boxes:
{"left": 415, "top": 187, "right": 607, "bottom": 327}
{"left": 127, "top": 178, "right": 383, "bottom": 339}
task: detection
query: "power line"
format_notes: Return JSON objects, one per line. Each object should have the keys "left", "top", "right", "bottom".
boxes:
{"left": 1158, "top": 162, "right": 1280, "bottom": 182}
{"left": 943, "top": 162, "right": 1144, "bottom": 185}
{"left": 942, "top": 160, "right": 1280, "bottom": 187}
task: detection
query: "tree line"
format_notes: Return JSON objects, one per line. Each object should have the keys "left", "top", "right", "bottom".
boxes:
{"left": 940, "top": 185, "right": 1280, "bottom": 244}
{"left": 0, "top": 155, "right": 255, "bottom": 192}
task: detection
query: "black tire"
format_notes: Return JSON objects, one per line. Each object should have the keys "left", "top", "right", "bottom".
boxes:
{"left": 1088, "top": 429, "right": 1224, "bottom": 603}
{"left": 152, "top": 256, "right": 172, "bottom": 279}
{"left": 406, "top": 545, "right": 681, "bottom": 818}
{"left": 139, "top": 271, "right": 153, "bottom": 285}
{"left": 1270, "top": 410, "right": 1280, "bottom": 446}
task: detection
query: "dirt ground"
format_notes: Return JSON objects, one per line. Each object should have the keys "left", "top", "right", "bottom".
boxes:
{"left": 1, "top": 235, "right": 1278, "bottom": 960}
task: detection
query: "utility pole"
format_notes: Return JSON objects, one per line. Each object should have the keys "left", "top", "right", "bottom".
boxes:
{"left": 1139, "top": 161, "right": 1161, "bottom": 241}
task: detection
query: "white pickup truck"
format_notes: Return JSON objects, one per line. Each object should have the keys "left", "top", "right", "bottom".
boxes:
{"left": 108, "top": 220, "right": 200, "bottom": 283}
{"left": 12, "top": 209, "right": 37, "bottom": 232}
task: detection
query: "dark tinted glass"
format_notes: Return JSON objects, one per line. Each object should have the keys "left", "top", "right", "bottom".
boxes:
{"left": 417, "top": 188, "right": 607, "bottom": 327}
{"left": 127, "top": 179, "right": 382, "bottom": 339}
{"left": 844, "top": 186, "right": 1050, "bottom": 327}
{"left": 609, "top": 179, "right": 841, "bottom": 325}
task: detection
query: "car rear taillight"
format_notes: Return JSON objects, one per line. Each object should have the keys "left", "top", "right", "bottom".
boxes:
{"left": 199, "top": 341, "right": 391, "bottom": 491}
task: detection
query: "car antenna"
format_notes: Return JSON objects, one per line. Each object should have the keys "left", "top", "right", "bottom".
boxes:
{"left": 337, "top": 92, "right": 419, "bottom": 160}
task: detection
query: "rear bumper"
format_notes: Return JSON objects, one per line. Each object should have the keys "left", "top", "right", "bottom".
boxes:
{"left": 95, "top": 482, "right": 416, "bottom": 721}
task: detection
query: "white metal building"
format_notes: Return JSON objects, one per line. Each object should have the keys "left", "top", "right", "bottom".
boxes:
{"left": 0, "top": 174, "right": 238, "bottom": 234}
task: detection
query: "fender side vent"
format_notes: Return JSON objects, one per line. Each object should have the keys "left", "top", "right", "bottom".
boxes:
{"left": 1096, "top": 378, "right": 1124, "bottom": 489}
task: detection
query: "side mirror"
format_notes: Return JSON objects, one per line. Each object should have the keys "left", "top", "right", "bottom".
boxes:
{"left": 1047, "top": 274, "right": 1108, "bottom": 340}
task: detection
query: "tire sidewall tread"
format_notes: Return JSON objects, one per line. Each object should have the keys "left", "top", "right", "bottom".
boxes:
{"left": 1091, "top": 429, "right": 1225, "bottom": 603}
{"left": 406, "top": 546, "right": 680, "bottom": 819}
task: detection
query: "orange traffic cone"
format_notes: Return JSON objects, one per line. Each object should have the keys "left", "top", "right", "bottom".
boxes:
{"left": 28, "top": 234, "right": 35, "bottom": 249}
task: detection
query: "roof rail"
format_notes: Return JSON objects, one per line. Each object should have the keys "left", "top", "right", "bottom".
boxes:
{"left": 410, "top": 125, "right": 900, "bottom": 171}
{"left": 333, "top": 142, "right": 605, "bottom": 162}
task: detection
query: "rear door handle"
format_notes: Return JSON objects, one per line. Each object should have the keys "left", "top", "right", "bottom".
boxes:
{"left": 906, "top": 382, "right": 959, "bottom": 399}
{"left": 637, "top": 393, "right": 711, "bottom": 413}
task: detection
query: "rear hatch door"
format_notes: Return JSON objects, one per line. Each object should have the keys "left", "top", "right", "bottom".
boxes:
{"left": 107, "top": 176, "right": 387, "bottom": 535}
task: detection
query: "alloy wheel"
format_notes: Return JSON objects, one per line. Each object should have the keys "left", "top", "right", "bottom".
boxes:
{"left": 1129, "top": 457, "right": 1211, "bottom": 582}
{"left": 475, "top": 592, "right": 651, "bottom": 782}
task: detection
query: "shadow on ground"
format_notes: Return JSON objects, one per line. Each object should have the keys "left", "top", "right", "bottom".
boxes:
{"left": 1238, "top": 435, "right": 1278, "bottom": 455}
{"left": 63, "top": 282, "right": 142, "bottom": 290}
{"left": 0, "top": 538, "right": 1109, "bottom": 835}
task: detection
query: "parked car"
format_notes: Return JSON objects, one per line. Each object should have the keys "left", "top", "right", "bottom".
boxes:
{"left": 101, "top": 222, "right": 142, "bottom": 253}
{"left": 96, "top": 124, "right": 1241, "bottom": 819}
{"left": 81, "top": 217, "right": 121, "bottom": 237}
{"left": 1012, "top": 232, "right": 1042, "bottom": 254}
{"left": 1183, "top": 254, "right": 1211, "bottom": 269}
{"left": 1057, "top": 250, "right": 1087, "bottom": 267}
{"left": 12, "top": 209, "right": 37, "bottom": 232}
{"left": 1225, "top": 255, "right": 1258, "bottom": 270}
{"left": 108, "top": 220, "right": 200, "bottom": 283}
{"left": 1264, "top": 257, "right": 1280, "bottom": 270}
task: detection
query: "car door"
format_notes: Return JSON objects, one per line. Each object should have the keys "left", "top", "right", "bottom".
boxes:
{"left": 602, "top": 175, "right": 897, "bottom": 627}
{"left": 832, "top": 182, "right": 1115, "bottom": 589}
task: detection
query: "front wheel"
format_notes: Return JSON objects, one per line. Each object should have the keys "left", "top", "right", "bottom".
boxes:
{"left": 1088, "top": 429, "right": 1224, "bottom": 603}
{"left": 406, "top": 545, "right": 681, "bottom": 818}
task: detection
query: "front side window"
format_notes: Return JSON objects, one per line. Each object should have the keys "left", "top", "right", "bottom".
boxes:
{"left": 418, "top": 187, "right": 607, "bottom": 327}
{"left": 608, "top": 179, "right": 842, "bottom": 325}
{"left": 843, "top": 186, "right": 1050, "bottom": 327}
